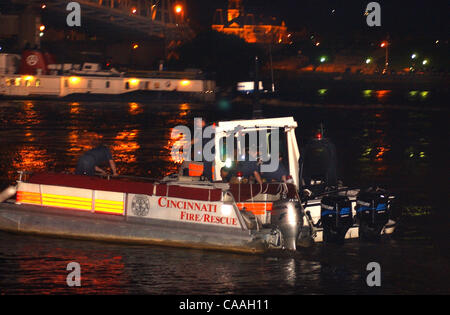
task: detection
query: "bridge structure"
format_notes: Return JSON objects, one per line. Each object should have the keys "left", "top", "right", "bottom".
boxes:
{"left": 12, "top": 0, "right": 194, "bottom": 42}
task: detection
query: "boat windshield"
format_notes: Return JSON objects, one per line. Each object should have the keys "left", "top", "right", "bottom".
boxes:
{"left": 217, "top": 127, "right": 289, "bottom": 181}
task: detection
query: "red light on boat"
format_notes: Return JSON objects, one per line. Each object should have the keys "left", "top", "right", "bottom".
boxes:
{"left": 315, "top": 133, "right": 322, "bottom": 140}
{"left": 237, "top": 171, "right": 243, "bottom": 177}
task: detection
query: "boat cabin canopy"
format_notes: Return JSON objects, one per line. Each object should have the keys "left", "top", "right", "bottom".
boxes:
{"left": 214, "top": 117, "right": 300, "bottom": 187}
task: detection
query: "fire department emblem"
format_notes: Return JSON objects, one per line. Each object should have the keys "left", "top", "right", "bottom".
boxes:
{"left": 26, "top": 54, "right": 39, "bottom": 66}
{"left": 131, "top": 195, "right": 150, "bottom": 217}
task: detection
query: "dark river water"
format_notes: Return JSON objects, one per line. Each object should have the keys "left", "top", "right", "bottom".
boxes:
{"left": 0, "top": 87, "right": 449, "bottom": 295}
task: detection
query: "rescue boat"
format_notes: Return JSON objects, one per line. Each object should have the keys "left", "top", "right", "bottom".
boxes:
{"left": 0, "top": 117, "right": 397, "bottom": 253}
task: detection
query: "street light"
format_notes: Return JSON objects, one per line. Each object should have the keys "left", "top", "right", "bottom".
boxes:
{"left": 422, "top": 59, "right": 429, "bottom": 65}
{"left": 320, "top": 56, "right": 327, "bottom": 63}
{"left": 411, "top": 53, "right": 417, "bottom": 59}
{"left": 365, "top": 58, "right": 372, "bottom": 64}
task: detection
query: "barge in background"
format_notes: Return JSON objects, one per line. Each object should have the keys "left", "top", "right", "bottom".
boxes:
{"left": 0, "top": 117, "right": 397, "bottom": 253}
{"left": 0, "top": 50, "right": 215, "bottom": 102}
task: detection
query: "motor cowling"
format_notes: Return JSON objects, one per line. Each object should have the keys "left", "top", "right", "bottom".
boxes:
{"left": 271, "top": 199, "right": 303, "bottom": 251}
{"left": 320, "top": 195, "right": 353, "bottom": 243}
{"left": 355, "top": 189, "right": 390, "bottom": 240}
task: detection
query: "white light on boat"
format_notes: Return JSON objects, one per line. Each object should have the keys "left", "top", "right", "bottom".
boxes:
{"left": 225, "top": 158, "right": 232, "bottom": 168}
{"left": 287, "top": 204, "right": 298, "bottom": 225}
{"left": 70, "top": 76, "right": 81, "bottom": 84}
{"left": 129, "top": 79, "right": 139, "bottom": 86}
{"left": 180, "top": 80, "right": 191, "bottom": 86}
{"left": 221, "top": 204, "right": 233, "bottom": 216}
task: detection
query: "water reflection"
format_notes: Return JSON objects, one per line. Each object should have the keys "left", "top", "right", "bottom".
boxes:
{"left": 355, "top": 111, "right": 391, "bottom": 178}
{"left": 362, "top": 89, "right": 373, "bottom": 98}
{"left": 161, "top": 103, "right": 192, "bottom": 171}
{"left": 111, "top": 129, "right": 140, "bottom": 165}
{"left": 69, "top": 102, "right": 80, "bottom": 115}
{"left": 408, "top": 90, "right": 430, "bottom": 99}
{"left": 282, "top": 258, "right": 297, "bottom": 287}
{"left": 10, "top": 242, "right": 127, "bottom": 294}
{"left": 128, "top": 102, "right": 143, "bottom": 115}
{"left": 375, "top": 90, "right": 391, "bottom": 99}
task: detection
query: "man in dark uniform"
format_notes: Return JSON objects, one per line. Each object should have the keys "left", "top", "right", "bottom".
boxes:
{"left": 237, "top": 146, "right": 263, "bottom": 184}
{"left": 76, "top": 144, "right": 117, "bottom": 177}
{"left": 261, "top": 156, "right": 289, "bottom": 183}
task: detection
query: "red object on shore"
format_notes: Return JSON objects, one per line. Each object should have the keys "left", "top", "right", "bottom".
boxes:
{"left": 18, "top": 50, "right": 55, "bottom": 75}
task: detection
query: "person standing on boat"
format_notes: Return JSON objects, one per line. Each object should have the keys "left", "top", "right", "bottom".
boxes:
{"left": 261, "top": 156, "right": 289, "bottom": 183}
{"left": 76, "top": 134, "right": 117, "bottom": 177}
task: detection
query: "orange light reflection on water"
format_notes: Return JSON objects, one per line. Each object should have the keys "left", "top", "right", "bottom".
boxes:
{"left": 375, "top": 90, "right": 391, "bottom": 99}
{"left": 128, "top": 102, "right": 143, "bottom": 115}
{"left": 14, "top": 245, "right": 127, "bottom": 294}
{"left": 70, "top": 102, "right": 80, "bottom": 115}
{"left": 159, "top": 103, "right": 193, "bottom": 174}
{"left": 111, "top": 129, "right": 140, "bottom": 164}
{"left": 9, "top": 145, "right": 50, "bottom": 180}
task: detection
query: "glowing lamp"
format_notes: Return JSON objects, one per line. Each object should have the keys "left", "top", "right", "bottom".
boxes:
{"left": 129, "top": 79, "right": 139, "bottom": 86}
{"left": 39, "top": 25, "right": 45, "bottom": 32}
{"left": 175, "top": 5, "right": 183, "bottom": 14}
{"left": 132, "top": 44, "right": 139, "bottom": 49}
{"left": 380, "top": 41, "right": 387, "bottom": 48}
{"left": 315, "top": 133, "right": 322, "bottom": 140}
{"left": 131, "top": 7, "right": 137, "bottom": 14}
{"left": 237, "top": 171, "right": 243, "bottom": 178}
{"left": 221, "top": 204, "right": 233, "bottom": 216}
{"left": 180, "top": 80, "right": 191, "bottom": 86}
{"left": 69, "top": 76, "right": 80, "bottom": 84}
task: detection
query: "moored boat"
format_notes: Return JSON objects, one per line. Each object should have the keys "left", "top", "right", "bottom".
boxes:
{"left": 0, "top": 50, "right": 215, "bottom": 102}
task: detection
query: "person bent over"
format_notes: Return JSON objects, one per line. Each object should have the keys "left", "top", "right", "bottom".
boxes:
{"left": 76, "top": 144, "right": 117, "bottom": 177}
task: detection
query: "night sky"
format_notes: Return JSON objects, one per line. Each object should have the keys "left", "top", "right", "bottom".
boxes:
{"left": 187, "top": 0, "right": 449, "bottom": 39}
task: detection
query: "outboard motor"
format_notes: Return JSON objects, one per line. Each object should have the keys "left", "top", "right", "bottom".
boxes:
{"left": 356, "top": 189, "right": 390, "bottom": 240}
{"left": 271, "top": 199, "right": 303, "bottom": 250}
{"left": 320, "top": 195, "right": 353, "bottom": 243}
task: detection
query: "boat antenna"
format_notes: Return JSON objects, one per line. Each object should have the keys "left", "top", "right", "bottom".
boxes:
{"left": 252, "top": 55, "right": 263, "bottom": 118}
